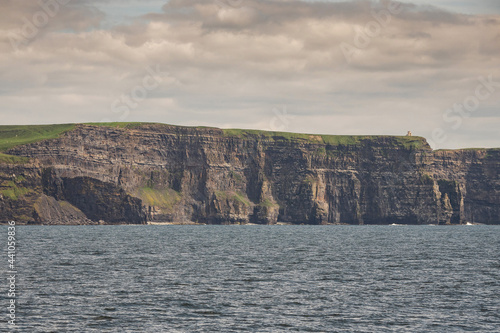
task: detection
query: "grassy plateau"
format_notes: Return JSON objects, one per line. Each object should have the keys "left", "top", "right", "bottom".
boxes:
{"left": 0, "top": 122, "right": 434, "bottom": 163}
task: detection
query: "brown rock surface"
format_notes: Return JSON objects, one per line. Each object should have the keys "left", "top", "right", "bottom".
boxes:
{"left": 1, "top": 124, "right": 499, "bottom": 225}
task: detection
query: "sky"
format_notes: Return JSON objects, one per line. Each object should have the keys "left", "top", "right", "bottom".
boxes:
{"left": 0, "top": 0, "right": 499, "bottom": 149}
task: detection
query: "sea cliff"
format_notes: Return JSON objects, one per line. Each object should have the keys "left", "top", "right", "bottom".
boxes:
{"left": 1, "top": 123, "right": 499, "bottom": 225}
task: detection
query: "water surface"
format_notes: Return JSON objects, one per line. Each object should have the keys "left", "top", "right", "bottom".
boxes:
{"left": 2, "top": 225, "right": 499, "bottom": 332}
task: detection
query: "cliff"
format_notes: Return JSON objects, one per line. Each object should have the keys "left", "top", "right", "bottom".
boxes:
{"left": 1, "top": 123, "right": 499, "bottom": 225}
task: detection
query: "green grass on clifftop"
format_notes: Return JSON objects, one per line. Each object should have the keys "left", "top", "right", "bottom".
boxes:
{"left": 84, "top": 122, "right": 148, "bottom": 129}
{"left": 222, "top": 128, "right": 427, "bottom": 149}
{"left": 0, "top": 123, "right": 429, "bottom": 155}
{"left": 0, "top": 124, "right": 76, "bottom": 152}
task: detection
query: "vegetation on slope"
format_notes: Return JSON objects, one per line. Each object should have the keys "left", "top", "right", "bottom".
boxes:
{"left": 214, "top": 190, "right": 251, "bottom": 206}
{"left": 0, "top": 153, "right": 29, "bottom": 164}
{"left": 0, "top": 180, "right": 32, "bottom": 201}
{"left": 0, "top": 124, "right": 76, "bottom": 152}
{"left": 138, "top": 187, "right": 181, "bottom": 210}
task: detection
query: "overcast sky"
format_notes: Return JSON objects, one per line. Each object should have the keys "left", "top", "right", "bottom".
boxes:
{"left": 1, "top": 0, "right": 499, "bottom": 149}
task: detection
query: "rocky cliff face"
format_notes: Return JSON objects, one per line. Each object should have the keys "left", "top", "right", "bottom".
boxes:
{"left": 1, "top": 124, "right": 499, "bottom": 225}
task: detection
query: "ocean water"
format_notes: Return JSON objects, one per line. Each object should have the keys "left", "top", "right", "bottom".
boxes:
{"left": 2, "top": 225, "right": 499, "bottom": 332}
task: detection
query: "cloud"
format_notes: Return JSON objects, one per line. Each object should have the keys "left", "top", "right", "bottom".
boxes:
{"left": 0, "top": 0, "right": 499, "bottom": 149}
{"left": 0, "top": 0, "right": 105, "bottom": 32}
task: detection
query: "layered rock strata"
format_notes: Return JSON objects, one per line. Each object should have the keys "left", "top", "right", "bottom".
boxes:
{"left": 1, "top": 124, "right": 498, "bottom": 225}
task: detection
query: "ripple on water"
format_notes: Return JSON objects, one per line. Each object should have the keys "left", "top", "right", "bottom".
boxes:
{"left": 8, "top": 225, "right": 500, "bottom": 332}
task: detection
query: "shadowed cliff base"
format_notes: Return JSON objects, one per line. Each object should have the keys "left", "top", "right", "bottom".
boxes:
{"left": 0, "top": 123, "right": 498, "bottom": 225}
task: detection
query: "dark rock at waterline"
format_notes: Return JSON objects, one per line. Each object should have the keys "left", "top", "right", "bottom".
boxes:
{"left": 1, "top": 124, "right": 499, "bottom": 225}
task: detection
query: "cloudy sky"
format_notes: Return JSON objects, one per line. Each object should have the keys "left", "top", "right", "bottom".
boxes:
{"left": 1, "top": 0, "right": 499, "bottom": 149}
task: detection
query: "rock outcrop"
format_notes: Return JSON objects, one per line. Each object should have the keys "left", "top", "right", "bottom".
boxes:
{"left": 1, "top": 123, "right": 499, "bottom": 225}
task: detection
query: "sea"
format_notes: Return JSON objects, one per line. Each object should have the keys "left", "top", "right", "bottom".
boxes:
{"left": 1, "top": 225, "right": 499, "bottom": 332}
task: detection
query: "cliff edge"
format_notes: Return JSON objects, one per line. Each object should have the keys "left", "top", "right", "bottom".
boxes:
{"left": 1, "top": 123, "right": 498, "bottom": 225}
